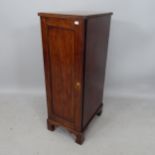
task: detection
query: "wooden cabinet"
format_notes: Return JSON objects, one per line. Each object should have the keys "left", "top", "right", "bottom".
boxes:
{"left": 38, "top": 12, "right": 113, "bottom": 144}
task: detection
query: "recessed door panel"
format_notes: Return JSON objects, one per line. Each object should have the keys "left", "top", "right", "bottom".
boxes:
{"left": 48, "top": 27, "right": 75, "bottom": 123}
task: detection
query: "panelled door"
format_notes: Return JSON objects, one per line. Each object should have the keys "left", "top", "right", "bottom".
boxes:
{"left": 41, "top": 17, "right": 84, "bottom": 130}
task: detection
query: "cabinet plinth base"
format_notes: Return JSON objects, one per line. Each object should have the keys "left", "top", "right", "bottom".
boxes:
{"left": 96, "top": 104, "right": 103, "bottom": 116}
{"left": 75, "top": 133, "right": 85, "bottom": 145}
{"left": 47, "top": 103, "right": 103, "bottom": 145}
{"left": 47, "top": 119, "right": 85, "bottom": 145}
{"left": 47, "top": 120, "right": 55, "bottom": 131}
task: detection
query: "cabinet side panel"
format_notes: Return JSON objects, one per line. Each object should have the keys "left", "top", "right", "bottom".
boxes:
{"left": 83, "top": 15, "right": 112, "bottom": 128}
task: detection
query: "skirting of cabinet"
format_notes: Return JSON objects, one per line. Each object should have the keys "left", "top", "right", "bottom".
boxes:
{"left": 47, "top": 103, "right": 103, "bottom": 144}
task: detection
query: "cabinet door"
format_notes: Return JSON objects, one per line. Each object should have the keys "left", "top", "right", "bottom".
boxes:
{"left": 41, "top": 17, "right": 84, "bottom": 130}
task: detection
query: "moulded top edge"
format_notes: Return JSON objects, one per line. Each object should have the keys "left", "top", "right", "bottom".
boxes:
{"left": 38, "top": 12, "right": 113, "bottom": 19}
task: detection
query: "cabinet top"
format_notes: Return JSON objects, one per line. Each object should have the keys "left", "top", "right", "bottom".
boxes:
{"left": 38, "top": 11, "right": 113, "bottom": 19}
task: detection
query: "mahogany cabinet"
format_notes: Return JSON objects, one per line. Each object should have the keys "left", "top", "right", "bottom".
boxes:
{"left": 38, "top": 12, "right": 113, "bottom": 144}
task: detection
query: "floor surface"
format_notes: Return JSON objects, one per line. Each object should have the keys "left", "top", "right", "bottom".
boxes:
{"left": 0, "top": 95, "right": 155, "bottom": 155}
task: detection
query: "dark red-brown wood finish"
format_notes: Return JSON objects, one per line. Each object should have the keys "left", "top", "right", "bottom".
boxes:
{"left": 38, "top": 12, "right": 113, "bottom": 144}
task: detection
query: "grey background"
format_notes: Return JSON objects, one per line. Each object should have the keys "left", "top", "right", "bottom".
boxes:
{"left": 0, "top": 1, "right": 155, "bottom": 154}
{"left": 0, "top": 0, "right": 155, "bottom": 98}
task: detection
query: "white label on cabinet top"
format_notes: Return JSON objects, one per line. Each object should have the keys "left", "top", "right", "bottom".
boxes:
{"left": 74, "top": 21, "right": 79, "bottom": 25}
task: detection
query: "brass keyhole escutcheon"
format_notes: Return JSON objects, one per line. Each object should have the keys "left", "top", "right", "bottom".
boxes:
{"left": 75, "top": 82, "right": 81, "bottom": 89}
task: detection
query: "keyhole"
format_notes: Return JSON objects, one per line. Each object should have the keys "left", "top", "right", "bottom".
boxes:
{"left": 75, "top": 82, "right": 81, "bottom": 89}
